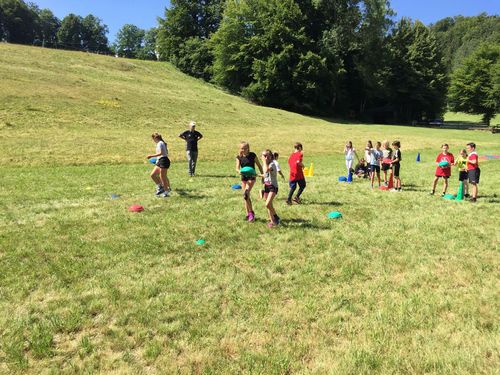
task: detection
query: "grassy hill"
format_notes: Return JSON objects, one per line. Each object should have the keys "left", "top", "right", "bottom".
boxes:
{"left": 0, "top": 43, "right": 498, "bottom": 167}
{"left": 0, "top": 44, "right": 499, "bottom": 374}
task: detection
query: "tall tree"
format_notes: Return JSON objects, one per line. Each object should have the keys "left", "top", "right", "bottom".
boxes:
{"left": 157, "top": 0, "right": 224, "bottom": 78}
{"left": 0, "top": 0, "right": 37, "bottom": 43}
{"left": 81, "top": 14, "right": 109, "bottom": 53}
{"left": 386, "top": 18, "right": 448, "bottom": 122}
{"left": 36, "top": 8, "right": 60, "bottom": 47}
{"left": 138, "top": 27, "right": 159, "bottom": 60}
{"left": 448, "top": 43, "right": 500, "bottom": 125}
{"left": 57, "top": 14, "right": 83, "bottom": 50}
{"left": 115, "top": 24, "right": 144, "bottom": 58}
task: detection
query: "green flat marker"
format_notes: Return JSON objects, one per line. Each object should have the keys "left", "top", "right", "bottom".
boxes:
{"left": 196, "top": 239, "right": 206, "bottom": 245}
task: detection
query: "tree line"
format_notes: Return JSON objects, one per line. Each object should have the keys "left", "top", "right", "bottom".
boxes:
{"left": 1, "top": 0, "right": 498, "bottom": 124}
{"left": 0, "top": 0, "right": 158, "bottom": 58}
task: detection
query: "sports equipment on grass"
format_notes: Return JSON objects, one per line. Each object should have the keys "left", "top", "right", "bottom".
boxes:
{"left": 110, "top": 194, "right": 120, "bottom": 199}
{"left": 327, "top": 211, "right": 342, "bottom": 219}
{"left": 338, "top": 176, "right": 348, "bottom": 182}
{"left": 240, "top": 166, "right": 256, "bottom": 177}
{"left": 416, "top": 152, "right": 421, "bottom": 162}
{"left": 380, "top": 170, "right": 394, "bottom": 191}
{"left": 149, "top": 158, "right": 157, "bottom": 164}
{"left": 347, "top": 171, "right": 353, "bottom": 183}
{"left": 128, "top": 204, "right": 144, "bottom": 212}
{"left": 443, "top": 194, "right": 455, "bottom": 200}
{"left": 231, "top": 184, "right": 242, "bottom": 190}
{"left": 196, "top": 239, "right": 206, "bottom": 245}
{"left": 455, "top": 181, "right": 464, "bottom": 201}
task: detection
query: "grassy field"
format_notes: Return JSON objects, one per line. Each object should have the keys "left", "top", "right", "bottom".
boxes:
{"left": 0, "top": 44, "right": 499, "bottom": 374}
{"left": 444, "top": 112, "right": 500, "bottom": 125}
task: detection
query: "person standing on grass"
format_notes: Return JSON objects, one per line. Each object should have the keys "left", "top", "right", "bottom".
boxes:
{"left": 344, "top": 141, "right": 358, "bottom": 176}
{"left": 287, "top": 143, "right": 306, "bottom": 205}
{"left": 261, "top": 150, "right": 280, "bottom": 227}
{"left": 365, "top": 140, "right": 381, "bottom": 189}
{"left": 381, "top": 140, "right": 393, "bottom": 185}
{"left": 147, "top": 132, "right": 171, "bottom": 197}
{"left": 273, "top": 152, "right": 286, "bottom": 181}
{"left": 466, "top": 142, "right": 480, "bottom": 203}
{"left": 455, "top": 149, "right": 469, "bottom": 198}
{"left": 431, "top": 144, "right": 454, "bottom": 196}
{"left": 236, "top": 141, "right": 263, "bottom": 222}
{"left": 179, "top": 121, "right": 203, "bottom": 177}
{"left": 391, "top": 140, "right": 402, "bottom": 191}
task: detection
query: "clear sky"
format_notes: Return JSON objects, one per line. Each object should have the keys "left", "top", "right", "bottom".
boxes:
{"left": 32, "top": 0, "right": 499, "bottom": 43}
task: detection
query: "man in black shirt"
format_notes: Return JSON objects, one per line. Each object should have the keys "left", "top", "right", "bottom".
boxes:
{"left": 179, "top": 121, "right": 203, "bottom": 176}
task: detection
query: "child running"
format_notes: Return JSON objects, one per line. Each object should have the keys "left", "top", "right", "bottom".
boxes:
{"left": 381, "top": 140, "right": 393, "bottom": 185}
{"left": 261, "top": 150, "right": 280, "bottom": 227}
{"left": 455, "top": 148, "right": 469, "bottom": 198}
{"left": 466, "top": 142, "right": 480, "bottom": 203}
{"left": 287, "top": 143, "right": 306, "bottom": 205}
{"left": 431, "top": 144, "right": 454, "bottom": 196}
{"left": 344, "top": 141, "right": 358, "bottom": 176}
{"left": 391, "top": 140, "right": 402, "bottom": 191}
{"left": 236, "top": 141, "right": 263, "bottom": 221}
{"left": 147, "top": 132, "right": 171, "bottom": 197}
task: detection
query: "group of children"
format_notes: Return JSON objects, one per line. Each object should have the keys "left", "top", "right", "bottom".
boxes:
{"left": 235, "top": 142, "right": 306, "bottom": 228}
{"left": 431, "top": 142, "right": 480, "bottom": 202}
{"left": 346, "top": 140, "right": 402, "bottom": 191}
{"left": 147, "top": 133, "right": 482, "bottom": 229}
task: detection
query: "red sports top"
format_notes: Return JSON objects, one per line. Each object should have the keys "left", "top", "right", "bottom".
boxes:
{"left": 435, "top": 152, "right": 454, "bottom": 177}
{"left": 467, "top": 152, "right": 479, "bottom": 170}
{"left": 288, "top": 151, "right": 304, "bottom": 180}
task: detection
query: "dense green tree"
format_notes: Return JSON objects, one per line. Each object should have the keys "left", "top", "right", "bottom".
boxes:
{"left": 386, "top": 18, "right": 448, "bottom": 122}
{"left": 57, "top": 14, "right": 83, "bottom": 50}
{"left": 115, "top": 24, "right": 145, "bottom": 58}
{"left": 157, "top": 0, "right": 224, "bottom": 78}
{"left": 81, "top": 14, "right": 109, "bottom": 53}
{"left": 448, "top": 43, "right": 500, "bottom": 125}
{"left": 431, "top": 14, "right": 500, "bottom": 72}
{"left": 0, "top": 0, "right": 37, "bottom": 43}
{"left": 138, "top": 27, "right": 159, "bottom": 60}
{"left": 37, "top": 8, "right": 60, "bottom": 47}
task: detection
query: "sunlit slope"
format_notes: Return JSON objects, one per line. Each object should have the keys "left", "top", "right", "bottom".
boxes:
{"left": 0, "top": 44, "right": 497, "bottom": 166}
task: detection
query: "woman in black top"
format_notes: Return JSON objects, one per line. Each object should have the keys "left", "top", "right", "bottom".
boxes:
{"left": 235, "top": 142, "right": 263, "bottom": 222}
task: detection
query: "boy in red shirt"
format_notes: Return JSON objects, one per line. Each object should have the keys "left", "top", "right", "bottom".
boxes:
{"left": 431, "top": 143, "right": 454, "bottom": 196}
{"left": 466, "top": 142, "right": 480, "bottom": 202}
{"left": 287, "top": 143, "right": 306, "bottom": 204}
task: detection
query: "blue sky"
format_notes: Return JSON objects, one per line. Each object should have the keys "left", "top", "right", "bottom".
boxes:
{"left": 32, "top": 0, "right": 499, "bottom": 43}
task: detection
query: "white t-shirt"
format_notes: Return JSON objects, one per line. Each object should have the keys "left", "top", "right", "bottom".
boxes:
{"left": 345, "top": 147, "right": 356, "bottom": 161}
{"left": 264, "top": 161, "right": 279, "bottom": 187}
{"left": 156, "top": 141, "right": 168, "bottom": 158}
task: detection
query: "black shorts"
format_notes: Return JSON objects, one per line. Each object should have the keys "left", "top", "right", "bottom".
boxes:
{"left": 468, "top": 168, "right": 480, "bottom": 184}
{"left": 393, "top": 163, "right": 400, "bottom": 177}
{"left": 382, "top": 163, "right": 391, "bottom": 171}
{"left": 435, "top": 175, "right": 449, "bottom": 179}
{"left": 241, "top": 176, "right": 256, "bottom": 182}
{"left": 370, "top": 165, "right": 380, "bottom": 173}
{"left": 156, "top": 157, "right": 170, "bottom": 169}
{"left": 459, "top": 171, "right": 468, "bottom": 181}
{"left": 264, "top": 184, "right": 278, "bottom": 194}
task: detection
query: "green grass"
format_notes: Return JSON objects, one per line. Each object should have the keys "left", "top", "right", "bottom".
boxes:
{"left": 0, "top": 44, "right": 499, "bottom": 374}
{"left": 444, "top": 112, "right": 500, "bottom": 125}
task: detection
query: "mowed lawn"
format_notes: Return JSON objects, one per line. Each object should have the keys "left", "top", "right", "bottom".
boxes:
{"left": 0, "top": 44, "right": 499, "bottom": 374}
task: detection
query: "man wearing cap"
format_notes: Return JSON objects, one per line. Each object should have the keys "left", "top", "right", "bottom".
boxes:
{"left": 179, "top": 121, "right": 203, "bottom": 176}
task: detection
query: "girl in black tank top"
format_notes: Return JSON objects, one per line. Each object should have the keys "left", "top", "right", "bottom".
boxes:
{"left": 235, "top": 142, "right": 263, "bottom": 222}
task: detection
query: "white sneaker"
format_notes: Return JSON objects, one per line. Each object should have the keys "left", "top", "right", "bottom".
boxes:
{"left": 162, "top": 191, "right": 170, "bottom": 197}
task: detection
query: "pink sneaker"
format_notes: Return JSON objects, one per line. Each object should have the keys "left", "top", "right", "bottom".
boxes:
{"left": 267, "top": 222, "right": 274, "bottom": 228}
{"left": 248, "top": 211, "right": 255, "bottom": 222}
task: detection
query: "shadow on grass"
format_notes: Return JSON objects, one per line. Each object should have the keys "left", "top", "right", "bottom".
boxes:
{"left": 197, "top": 174, "right": 236, "bottom": 179}
{"left": 174, "top": 189, "right": 205, "bottom": 199}
{"left": 281, "top": 218, "right": 331, "bottom": 230}
{"left": 306, "top": 200, "right": 343, "bottom": 206}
